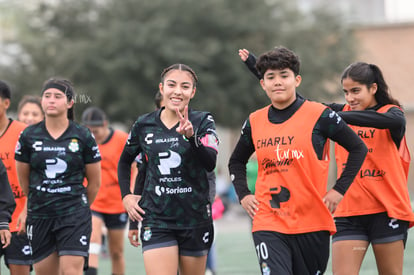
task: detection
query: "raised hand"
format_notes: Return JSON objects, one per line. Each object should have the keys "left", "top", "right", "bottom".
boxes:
{"left": 175, "top": 106, "right": 194, "bottom": 138}
{"left": 239, "top": 48, "right": 250, "bottom": 62}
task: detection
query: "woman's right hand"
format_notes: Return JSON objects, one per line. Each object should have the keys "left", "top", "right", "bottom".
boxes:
{"left": 240, "top": 194, "right": 259, "bottom": 219}
{"left": 122, "top": 194, "right": 145, "bottom": 222}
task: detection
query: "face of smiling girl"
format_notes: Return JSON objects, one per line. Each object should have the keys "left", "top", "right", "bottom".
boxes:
{"left": 159, "top": 69, "right": 196, "bottom": 113}
{"left": 342, "top": 77, "right": 377, "bottom": 111}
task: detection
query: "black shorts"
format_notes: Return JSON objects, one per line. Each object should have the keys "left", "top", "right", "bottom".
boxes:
{"left": 3, "top": 232, "right": 32, "bottom": 267}
{"left": 140, "top": 224, "right": 214, "bottom": 257}
{"left": 91, "top": 211, "right": 128, "bottom": 230}
{"left": 252, "top": 230, "right": 330, "bottom": 275}
{"left": 26, "top": 208, "right": 92, "bottom": 266}
{"left": 333, "top": 212, "right": 409, "bottom": 245}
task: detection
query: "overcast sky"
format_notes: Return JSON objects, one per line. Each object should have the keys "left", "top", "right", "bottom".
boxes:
{"left": 385, "top": 0, "right": 414, "bottom": 21}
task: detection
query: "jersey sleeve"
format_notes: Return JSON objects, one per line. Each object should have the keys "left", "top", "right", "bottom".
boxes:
{"left": 82, "top": 129, "right": 101, "bottom": 164}
{"left": 319, "top": 109, "right": 368, "bottom": 195}
{"left": 118, "top": 119, "right": 143, "bottom": 198}
{"left": 0, "top": 160, "right": 16, "bottom": 229}
{"left": 188, "top": 112, "right": 219, "bottom": 172}
{"left": 14, "top": 129, "right": 31, "bottom": 163}
{"left": 228, "top": 118, "right": 256, "bottom": 201}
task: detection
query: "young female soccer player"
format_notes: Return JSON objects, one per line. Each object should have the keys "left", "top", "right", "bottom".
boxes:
{"left": 118, "top": 63, "right": 219, "bottom": 275}
{"left": 229, "top": 47, "right": 367, "bottom": 274}
{"left": 15, "top": 78, "right": 101, "bottom": 275}
{"left": 330, "top": 62, "right": 414, "bottom": 275}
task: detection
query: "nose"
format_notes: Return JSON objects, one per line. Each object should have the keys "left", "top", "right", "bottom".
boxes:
{"left": 273, "top": 76, "right": 282, "bottom": 86}
{"left": 345, "top": 93, "right": 354, "bottom": 103}
{"left": 173, "top": 87, "right": 183, "bottom": 94}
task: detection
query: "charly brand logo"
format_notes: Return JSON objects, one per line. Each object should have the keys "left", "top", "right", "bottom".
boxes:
{"left": 145, "top": 133, "right": 154, "bottom": 144}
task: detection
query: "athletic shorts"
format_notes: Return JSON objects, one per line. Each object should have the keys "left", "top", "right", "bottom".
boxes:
{"left": 26, "top": 208, "right": 92, "bottom": 268}
{"left": 4, "top": 232, "right": 32, "bottom": 267}
{"left": 140, "top": 224, "right": 214, "bottom": 257}
{"left": 333, "top": 212, "right": 409, "bottom": 246}
{"left": 252, "top": 230, "right": 330, "bottom": 275}
{"left": 91, "top": 211, "right": 128, "bottom": 230}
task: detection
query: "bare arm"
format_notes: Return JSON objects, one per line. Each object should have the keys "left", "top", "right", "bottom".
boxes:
{"left": 85, "top": 162, "right": 101, "bottom": 205}
{"left": 15, "top": 161, "right": 30, "bottom": 197}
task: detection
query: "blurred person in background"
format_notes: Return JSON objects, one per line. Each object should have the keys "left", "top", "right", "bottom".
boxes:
{"left": 82, "top": 106, "right": 136, "bottom": 275}
{"left": 17, "top": 95, "right": 44, "bottom": 125}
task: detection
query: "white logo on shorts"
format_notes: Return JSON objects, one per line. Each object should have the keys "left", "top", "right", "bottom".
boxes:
{"left": 389, "top": 218, "right": 399, "bottom": 229}
{"left": 80, "top": 235, "right": 88, "bottom": 246}
{"left": 202, "top": 232, "right": 210, "bottom": 243}
{"left": 22, "top": 245, "right": 31, "bottom": 256}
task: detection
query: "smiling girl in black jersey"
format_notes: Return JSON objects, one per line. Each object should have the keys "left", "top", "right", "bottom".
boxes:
{"left": 118, "top": 64, "right": 219, "bottom": 275}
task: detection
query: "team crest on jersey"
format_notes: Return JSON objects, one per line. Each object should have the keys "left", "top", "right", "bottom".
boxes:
{"left": 68, "top": 139, "right": 79, "bottom": 152}
{"left": 143, "top": 227, "right": 152, "bottom": 241}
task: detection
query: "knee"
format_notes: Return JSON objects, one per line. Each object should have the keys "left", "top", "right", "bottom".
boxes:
{"left": 110, "top": 250, "right": 124, "bottom": 262}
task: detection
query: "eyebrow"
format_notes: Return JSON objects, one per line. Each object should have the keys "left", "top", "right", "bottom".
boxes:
{"left": 166, "top": 79, "right": 192, "bottom": 85}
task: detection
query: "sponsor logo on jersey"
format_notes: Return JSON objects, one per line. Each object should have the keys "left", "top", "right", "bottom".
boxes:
{"left": 144, "top": 133, "right": 153, "bottom": 144}
{"left": 155, "top": 185, "right": 192, "bottom": 196}
{"left": 155, "top": 137, "right": 179, "bottom": 144}
{"left": 33, "top": 141, "right": 43, "bottom": 151}
{"left": 158, "top": 150, "right": 181, "bottom": 175}
{"left": 329, "top": 110, "right": 342, "bottom": 124}
{"left": 45, "top": 158, "right": 67, "bottom": 178}
{"left": 37, "top": 186, "right": 71, "bottom": 193}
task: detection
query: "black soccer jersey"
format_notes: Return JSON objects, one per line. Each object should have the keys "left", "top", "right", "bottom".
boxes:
{"left": 15, "top": 121, "right": 101, "bottom": 219}
{"left": 121, "top": 108, "right": 218, "bottom": 229}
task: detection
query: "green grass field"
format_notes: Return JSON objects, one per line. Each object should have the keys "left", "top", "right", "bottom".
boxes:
{"left": 99, "top": 207, "right": 414, "bottom": 275}
{"left": 2, "top": 208, "right": 414, "bottom": 274}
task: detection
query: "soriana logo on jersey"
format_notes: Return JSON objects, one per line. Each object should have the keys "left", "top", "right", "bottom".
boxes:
{"left": 155, "top": 185, "right": 193, "bottom": 196}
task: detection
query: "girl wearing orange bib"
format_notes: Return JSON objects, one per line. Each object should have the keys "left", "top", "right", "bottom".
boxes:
{"left": 329, "top": 62, "right": 414, "bottom": 275}
{"left": 229, "top": 47, "right": 367, "bottom": 275}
